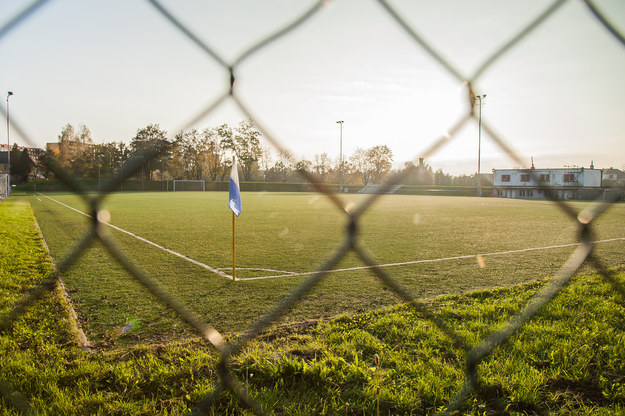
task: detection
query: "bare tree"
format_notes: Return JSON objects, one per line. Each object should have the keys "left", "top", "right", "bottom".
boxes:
{"left": 203, "top": 127, "right": 226, "bottom": 181}
{"left": 221, "top": 119, "right": 262, "bottom": 181}
{"left": 313, "top": 153, "right": 331, "bottom": 181}
{"left": 350, "top": 147, "right": 373, "bottom": 185}
{"left": 366, "top": 145, "right": 393, "bottom": 184}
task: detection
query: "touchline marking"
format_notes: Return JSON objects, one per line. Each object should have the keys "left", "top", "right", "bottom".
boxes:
{"left": 236, "top": 237, "right": 625, "bottom": 281}
{"left": 37, "top": 193, "right": 232, "bottom": 279}
{"left": 218, "top": 267, "right": 297, "bottom": 275}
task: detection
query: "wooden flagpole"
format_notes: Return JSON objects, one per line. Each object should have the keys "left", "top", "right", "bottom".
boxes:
{"left": 232, "top": 211, "right": 236, "bottom": 281}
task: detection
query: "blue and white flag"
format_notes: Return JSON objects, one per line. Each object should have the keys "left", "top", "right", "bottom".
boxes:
{"left": 228, "top": 157, "right": 242, "bottom": 216}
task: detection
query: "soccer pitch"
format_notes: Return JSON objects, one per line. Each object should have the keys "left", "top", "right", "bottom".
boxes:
{"left": 29, "top": 192, "right": 625, "bottom": 344}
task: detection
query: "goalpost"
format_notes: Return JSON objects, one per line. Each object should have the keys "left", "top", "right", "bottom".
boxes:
{"left": 172, "top": 180, "right": 206, "bottom": 192}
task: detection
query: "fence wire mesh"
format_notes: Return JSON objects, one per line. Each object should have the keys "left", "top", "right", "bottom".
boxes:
{"left": 1, "top": 0, "right": 624, "bottom": 414}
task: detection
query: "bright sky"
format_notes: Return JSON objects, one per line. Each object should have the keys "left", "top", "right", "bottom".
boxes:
{"left": 1, "top": 0, "right": 624, "bottom": 175}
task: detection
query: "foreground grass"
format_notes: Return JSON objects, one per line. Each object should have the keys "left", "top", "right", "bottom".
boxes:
{"left": 25, "top": 192, "right": 625, "bottom": 345}
{"left": 1, "top": 199, "right": 625, "bottom": 414}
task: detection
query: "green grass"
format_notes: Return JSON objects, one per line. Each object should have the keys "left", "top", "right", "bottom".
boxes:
{"left": 24, "top": 192, "right": 625, "bottom": 345}
{"left": 237, "top": 272, "right": 625, "bottom": 415}
{"left": 2, "top": 198, "right": 625, "bottom": 414}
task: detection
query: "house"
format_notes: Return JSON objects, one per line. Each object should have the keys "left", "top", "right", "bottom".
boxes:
{"left": 492, "top": 165, "right": 603, "bottom": 200}
{"left": 602, "top": 168, "right": 625, "bottom": 187}
{"left": 1, "top": 147, "right": 44, "bottom": 181}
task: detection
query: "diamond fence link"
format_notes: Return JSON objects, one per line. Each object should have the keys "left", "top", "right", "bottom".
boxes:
{"left": 1, "top": 0, "right": 624, "bottom": 414}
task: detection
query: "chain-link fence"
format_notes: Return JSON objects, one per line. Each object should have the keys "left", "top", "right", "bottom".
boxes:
{"left": 1, "top": 0, "right": 625, "bottom": 414}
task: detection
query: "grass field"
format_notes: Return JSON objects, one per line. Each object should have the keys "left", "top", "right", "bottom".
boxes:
{"left": 26, "top": 191, "right": 625, "bottom": 345}
{"left": 3, "top": 197, "right": 625, "bottom": 415}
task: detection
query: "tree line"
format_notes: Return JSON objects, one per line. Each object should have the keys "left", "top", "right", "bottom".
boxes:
{"left": 8, "top": 120, "right": 482, "bottom": 187}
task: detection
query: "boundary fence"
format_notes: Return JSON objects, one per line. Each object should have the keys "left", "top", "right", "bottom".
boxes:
{"left": 1, "top": 1, "right": 625, "bottom": 414}
{"left": 16, "top": 178, "right": 490, "bottom": 196}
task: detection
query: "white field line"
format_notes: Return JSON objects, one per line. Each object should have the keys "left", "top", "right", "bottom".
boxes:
{"left": 37, "top": 193, "right": 232, "bottom": 279}
{"left": 220, "top": 267, "right": 297, "bottom": 275}
{"left": 236, "top": 237, "right": 625, "bottom": 281}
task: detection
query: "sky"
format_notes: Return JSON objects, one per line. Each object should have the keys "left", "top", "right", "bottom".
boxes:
{"left": 1, "top": 0, "right": 624, "bottom": 176}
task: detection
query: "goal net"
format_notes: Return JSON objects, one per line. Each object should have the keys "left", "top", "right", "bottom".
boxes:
{"left": 0, "top": 174, "right": 7, "bottom": 198}
{"left": 173, "top": 180, "right": 205, "bottom": 192}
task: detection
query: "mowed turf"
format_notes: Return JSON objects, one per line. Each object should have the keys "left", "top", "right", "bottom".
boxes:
{"left": 27, "top": 191, "right": 625, "bottom": 345}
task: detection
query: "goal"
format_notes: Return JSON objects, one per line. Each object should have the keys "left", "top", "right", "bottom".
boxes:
{"left": 173, "top": 180, "right": 205, "bottom": 192}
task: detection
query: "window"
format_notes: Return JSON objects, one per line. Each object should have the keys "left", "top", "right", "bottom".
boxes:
{"left": 540, "top": 174, "right": 550, "bottom": 182}
{"left": 563, "top": 173, "right": 575, "bottom": 182}
{"left": 520, "top": 174, "right": 530, "bottom": 182}
{"left": 501, "top": 174, "right": 510, "bottom": 182}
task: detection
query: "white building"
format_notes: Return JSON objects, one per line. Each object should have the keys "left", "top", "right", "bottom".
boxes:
{"left": 492, "top": 167, "right": 603, "bottom": 200}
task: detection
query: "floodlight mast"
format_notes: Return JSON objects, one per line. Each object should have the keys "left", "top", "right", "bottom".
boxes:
{"left": 336, "top": 120, "right": 344, "bottom": 193}
{"left": 476, "top": 94, "right": 486, "bottom": 197}
{"left": 6, "top": 91, "right": 13, "bottom": 194}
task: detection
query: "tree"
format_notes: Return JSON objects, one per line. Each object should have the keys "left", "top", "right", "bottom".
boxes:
{"left": 415, "top": 160, "right": 434, "bottom": 185}
{"left": 452, "top": 174, "right": 475, "bottom": 186}
{"left": 174, "top": 129, "right": 203, "bottom": 180}
{"left": 57, "top": 123, "right": 76, "bottom": 169}
{"left": 214, "top": 124, "right": 235, "bottom": 181}
{"left": 294, "top": 159, "right": 312, "bottom": 174}
{"left": 93, "top": 142, "right": 127, "bottom": 178}
{"left": 203, "top": 127, "right": 226, "bottom": 181}
{"left": 292, "top": 158, "right": 312, "bottom": 182}
{"left": 258, "top": 145, "right": 274, "bottom": 182}
{"left": 434, "top": 168, "right": 452, "bottom": 186}
{"left": 54, "top": 123, "right": 94, "bottom": 177}
{"left": 265, "top": 160, "right": 289, "bottom": 182}
{"left": 14, "top": 148, "right": 35, "bottom": 183}
{"left": 222, "top": 120, "right": 262, "bottom": 181}
{"left": 8, "top": 144, "right": 31, "bottom": 184}
{"left": 37, "top": 148, "right": 57, "bottom": 180}
{"left": 28, "top": 148, "right": 46, "bottom": 180}
{"left": 350, "top": 147, "right": 373, "bottom": 185}
{"left": 396, "top": 160, "right": 433, "bottom": 185}
{"left": 72, "top": 125, "right": 96, "bottom": 177}
{"left": 366, "top": 145, "right": 393, "bottom": 184}
{"left": 313, "top": 153, "right": 331, "bottom": 181}
{"left": 170, "top": 127, "right": 225, "bottom": 181}
{"left": 130, "top": 124, "right": 169, "bottom": 180}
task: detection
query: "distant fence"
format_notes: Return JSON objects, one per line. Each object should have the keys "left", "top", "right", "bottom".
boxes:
{"left": 16, "top": 179, "right": 487, "bottom": 196}
{"left": 1, "top": 1, "right": 625, "bottom": 415}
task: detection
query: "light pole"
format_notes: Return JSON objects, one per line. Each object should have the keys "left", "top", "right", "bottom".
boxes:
{"left": 97, "top": 155, "right": 101, "bottom": 192}
{"left": 6, "top": 91, "right": 13, "bottom": 193}
{"left": 162, "top": 158, "right": 165, "bottom": 191}
{"left": 336, "top": 120, "right": 344, "bottom": 193}
{"left": 475, "top": 94, "right": 486, "bottom": 197}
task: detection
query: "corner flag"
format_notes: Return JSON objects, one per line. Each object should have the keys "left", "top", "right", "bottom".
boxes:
{"left": 229, "top": 157, "right": 242, "bottom": 216}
